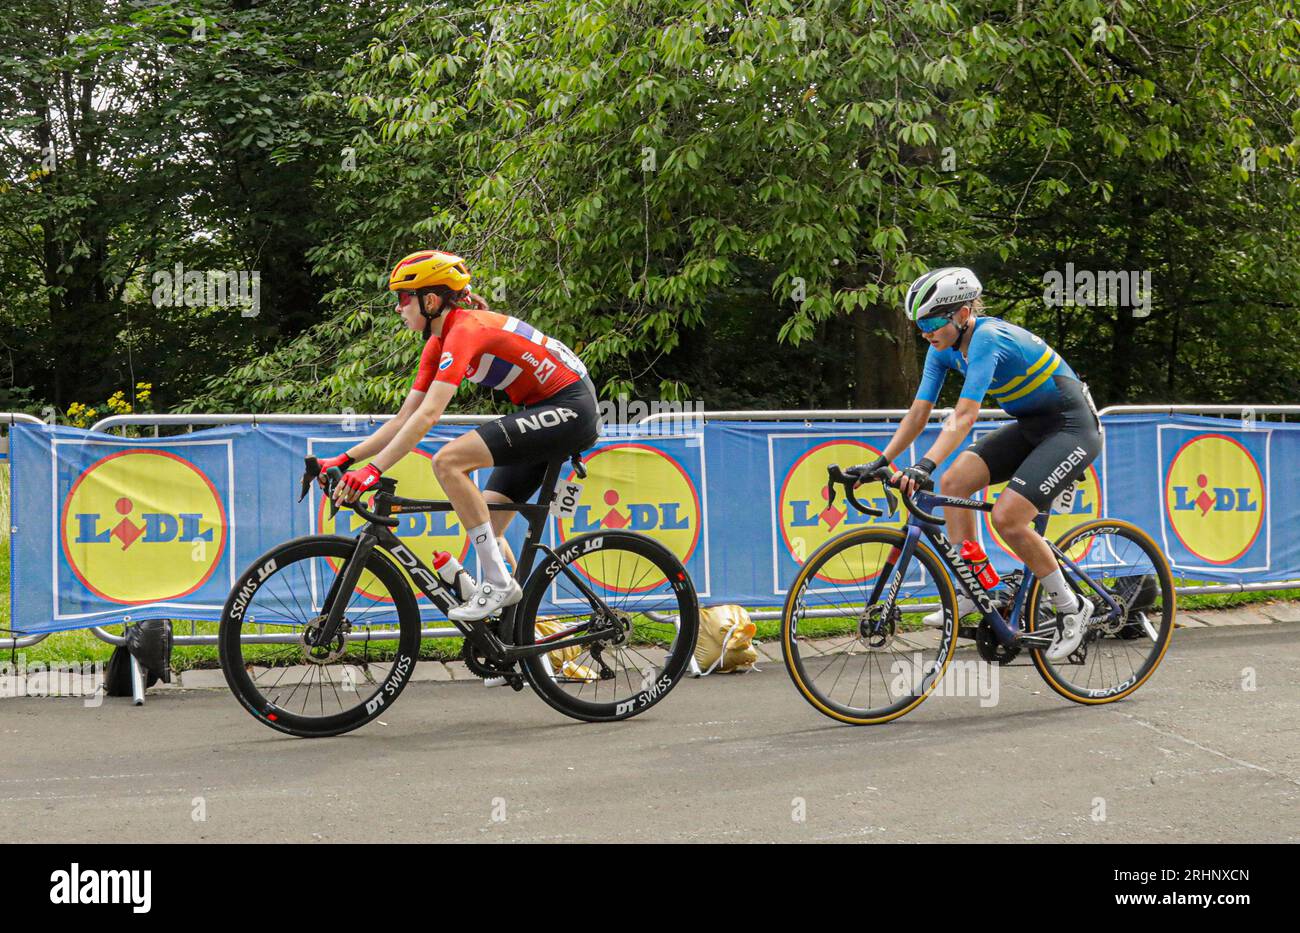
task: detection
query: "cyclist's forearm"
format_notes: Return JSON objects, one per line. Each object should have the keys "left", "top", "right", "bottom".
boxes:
{"left": 370, "top": 384, "right": 454, "bottom": 472}
{"left": 342, "top": 415, "right": 409, "bottom": 462}
{"left": 373, "top": 412, "right": 437, "bottom": 472}
{"left": 881, "top": 408, "right": 928, "bottom": 461}
{"left": 922, "top": 411, "right": 977, "bottom": 464}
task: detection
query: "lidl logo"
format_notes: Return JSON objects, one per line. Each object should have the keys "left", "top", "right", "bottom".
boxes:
{"left": 317, "top": 448, "right": 468, "bottom": 601}
{"left": 777, "top": 441, "right": 903, "bottom": 575}
{"left": 558, "top": 443, "right": 699, "bottom": 593}
{"left": 1165, "top": 433, "right": 1264, "bottom": 564}
{"left": 982, "top": 463, "right": 1102, "bottom": 561}
{"left": 61, "top": 450, "right": 227, "bottom": 603}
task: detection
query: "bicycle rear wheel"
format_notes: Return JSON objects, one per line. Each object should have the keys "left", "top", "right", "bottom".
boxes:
{"left": 781, "top": 527, "right": 961, "bottom": 724}
{"left": 1025, "top": 519, "right": 1175, "bottom": 704}
{"left": 514, "top": 531, "right": 699, "bottom": 722}
{"left": 218, "top": 535, "right": 422, "bottom": 737}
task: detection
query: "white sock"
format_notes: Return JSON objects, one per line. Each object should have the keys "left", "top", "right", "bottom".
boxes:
{"left": 469, "top": 522, "right": 511, "bottom": 588}
{"left": 1040, "top": 569, "right": 1079, "bottom": 612}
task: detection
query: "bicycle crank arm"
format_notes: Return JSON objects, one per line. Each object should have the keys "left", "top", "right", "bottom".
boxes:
{"left": 1017, "top": 631, "right": 1057, "bottom": 649}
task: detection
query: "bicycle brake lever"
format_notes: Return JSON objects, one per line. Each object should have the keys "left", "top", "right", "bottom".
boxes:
{"left": 299, "top": 456, "right": 320, "bottom": 503}
{"left": 323, "top": 465, "right": 345, "bottom": 518}
{"left": 882, "top": 485, "right": 898, "bottom": 517}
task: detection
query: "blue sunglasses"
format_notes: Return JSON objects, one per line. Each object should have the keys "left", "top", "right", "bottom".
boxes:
{"left": 916, "top": 312, "right": 954, "bottom": 333}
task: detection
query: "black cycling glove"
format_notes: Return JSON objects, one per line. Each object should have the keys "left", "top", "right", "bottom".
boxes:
{"left": 899, "top": 457, "right": 937, "bottom": 490}
{"left": 849, "top": 455, "right": 889, "bottom": 484}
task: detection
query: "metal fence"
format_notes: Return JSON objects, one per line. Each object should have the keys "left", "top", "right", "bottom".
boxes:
{"left": 4, "top": 405, "right": 1299, "bottom": 660}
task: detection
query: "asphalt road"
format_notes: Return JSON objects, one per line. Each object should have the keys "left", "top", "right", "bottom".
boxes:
{"left": 2, "top": 624, "right": 1296, "bottom": 843}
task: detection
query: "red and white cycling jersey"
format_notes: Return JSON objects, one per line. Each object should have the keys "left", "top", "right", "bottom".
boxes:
{"left": 411, "top": 307, "right": 588, "bottom": 406}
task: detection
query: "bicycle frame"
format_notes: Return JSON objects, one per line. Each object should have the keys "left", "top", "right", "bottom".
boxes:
{"left": 864, "top": 489, "right": 1125, "bottom": 648}
{"left": 315, "top": 455, "right": 618, "bottom": 664}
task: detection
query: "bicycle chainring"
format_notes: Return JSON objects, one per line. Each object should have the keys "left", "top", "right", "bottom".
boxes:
{"left": 975, "top": 618, "right": 1021, "bottom": 666}
{"left": 460, "top": 640, "right": 516, "bottom": 679}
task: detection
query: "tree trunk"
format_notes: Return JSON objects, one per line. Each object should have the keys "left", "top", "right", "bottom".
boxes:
{"left": 852, "top": 302, "right": 919, "bottom": 409}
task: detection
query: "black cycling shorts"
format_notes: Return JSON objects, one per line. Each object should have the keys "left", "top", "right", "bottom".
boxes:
{"left": 968, "top": 376, "right": 1102, "bottom": 511}
{"left": 478, "top": 376, "right": 600, "bottom": 503}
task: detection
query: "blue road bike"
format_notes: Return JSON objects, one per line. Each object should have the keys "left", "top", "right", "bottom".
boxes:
{"left": 781, "top": 464, "right": 1175, "bottom": 725}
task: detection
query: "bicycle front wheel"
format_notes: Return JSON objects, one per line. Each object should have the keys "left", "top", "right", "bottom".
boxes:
{"left": 514, "top": 531, "right": 699, "bottom": 722}
{"left": 218, "top": 536, "right": 423, "bottom": 737}
{"left": 781, "top": 526, "right": 961, "bottom": 725}
{"left": 1026, "top": 518, "right": 1175, "bottom": 704}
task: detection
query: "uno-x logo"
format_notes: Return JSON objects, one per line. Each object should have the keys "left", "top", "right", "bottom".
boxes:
{"left": 1165, "top": 433, "right": 1265, "bottom": 565}
{"left": 61, "top": 449, "right": 227, "bottom": 604}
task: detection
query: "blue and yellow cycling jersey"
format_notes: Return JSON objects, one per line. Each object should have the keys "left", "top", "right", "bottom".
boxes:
{"left": 916, "top": 316, "right": 1081, "bottom": 417}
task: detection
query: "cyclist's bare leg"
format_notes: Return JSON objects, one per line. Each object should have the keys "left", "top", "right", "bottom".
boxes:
{"left": 431, "top": 432, "right": 493, "bottom": 525}
{"left": 434, "top": 435, "right": 521, "bottom": 594}
{"left": 939, "top": 451, "right": 990, "bottom": 547}
{"left": 990, "top": 487, "right": 1055, "bottom": 578}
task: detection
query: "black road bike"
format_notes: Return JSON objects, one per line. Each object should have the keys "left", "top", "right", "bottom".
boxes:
{"left": 218, "top": 451, "right": 700, "bottom": 737}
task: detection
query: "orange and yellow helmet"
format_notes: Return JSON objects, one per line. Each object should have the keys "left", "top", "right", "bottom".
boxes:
{"left": 387, "top": 250, "right": 471, "bottom": 293}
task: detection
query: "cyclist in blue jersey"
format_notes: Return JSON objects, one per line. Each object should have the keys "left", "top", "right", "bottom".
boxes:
{"left": 853, "top": 267, "right": 1102, "bottom": 662}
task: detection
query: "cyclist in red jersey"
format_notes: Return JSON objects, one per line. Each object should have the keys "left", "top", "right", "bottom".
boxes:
{"left": 326, "top": 250, "right": 599, "bottom": 621}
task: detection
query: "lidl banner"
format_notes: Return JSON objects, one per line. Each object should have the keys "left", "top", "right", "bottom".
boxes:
{"left": 7, "top": 414, "right": 1300, "bottom": 633}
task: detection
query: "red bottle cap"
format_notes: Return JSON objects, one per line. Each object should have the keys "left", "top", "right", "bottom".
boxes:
{"left": 432, "top": 551, "right": 450, "bottom": 569}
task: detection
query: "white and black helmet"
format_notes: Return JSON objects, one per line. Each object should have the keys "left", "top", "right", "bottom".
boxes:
{"left": 904, "top": 267, "right": 982, "bottom": 322}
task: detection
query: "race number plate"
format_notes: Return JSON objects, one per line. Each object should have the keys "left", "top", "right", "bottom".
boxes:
{"left": 1050, "top": 480, "right": 1078, "bottom": 515}
{"left": 550, "top": 477, "right": 584, "bottom": 518}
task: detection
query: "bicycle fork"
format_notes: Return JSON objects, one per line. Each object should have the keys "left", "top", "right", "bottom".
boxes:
{"left": 312, "top": 532, "right": 383, "bottom": 647}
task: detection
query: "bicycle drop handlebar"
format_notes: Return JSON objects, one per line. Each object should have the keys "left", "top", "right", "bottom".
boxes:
{"left": 825, "top": 463, "right": 948, "bottom": 525}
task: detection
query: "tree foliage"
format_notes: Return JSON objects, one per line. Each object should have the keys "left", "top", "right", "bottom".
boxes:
{"left": 2, "top": 1, "right": 1298, "bottom": 417}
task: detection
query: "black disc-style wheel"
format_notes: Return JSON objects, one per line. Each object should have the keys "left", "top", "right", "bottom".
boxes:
{"left": 513, "top": 531, "right": 699, "bottom": 722}
{"left": 781, "top": 526, "right": 961, "bottom": 724}
{"left": 219, "top": 536, "right": 422, "bottom": 737}
{"left": 1025, "top": 519, "right": 1175, "bottom": 704}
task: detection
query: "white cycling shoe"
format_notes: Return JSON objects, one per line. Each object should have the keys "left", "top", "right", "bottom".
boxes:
{"left": 1045, "top": 597, "right": 1092, "bottom": 662}
{"left": 922, "top": 593, "right": 978, "bottom": 628}
{"left": 448, "top": 578, "right": 523, "bottom": 623}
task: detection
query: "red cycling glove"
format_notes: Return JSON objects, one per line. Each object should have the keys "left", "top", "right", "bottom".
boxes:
{"left": 338, "top": 463, "right": 382, "bottom": 500}
{"left": 317, "top": 452, "right": 355, "bottom": 487}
